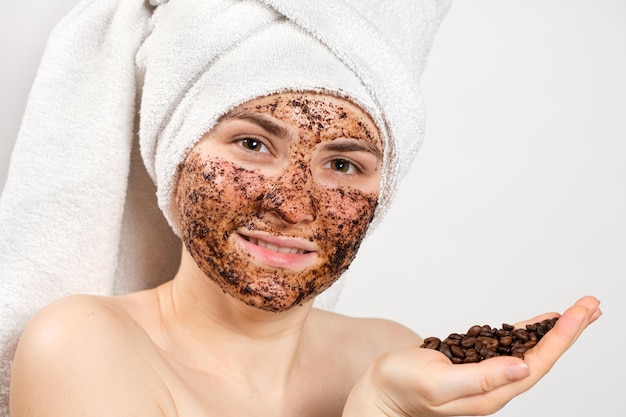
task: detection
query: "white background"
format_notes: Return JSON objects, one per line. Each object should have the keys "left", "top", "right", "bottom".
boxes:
{"left": 2, "top": 1, "right": 625, "bottom": 416}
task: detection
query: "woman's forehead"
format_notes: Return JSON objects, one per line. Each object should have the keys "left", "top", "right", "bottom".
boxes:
{"left": 224, "top": 92, "right": 383, "bottom": 150}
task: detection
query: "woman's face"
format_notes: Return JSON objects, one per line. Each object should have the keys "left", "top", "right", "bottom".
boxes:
{"left": 176, "top": 92, "right": 383, "bottom": 312}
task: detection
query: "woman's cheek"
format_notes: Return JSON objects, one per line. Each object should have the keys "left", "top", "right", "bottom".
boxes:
{"left": 321, "top": 187, "right": 378, "bottom": 233}
{"left": 176, "top": 156, "right": 263, "bottom": 253}
{"left": 179, "top": 155, "right": 263, "bottom": 209}
{"left": 316, "top": 187, "right": 378, "bottom": 271}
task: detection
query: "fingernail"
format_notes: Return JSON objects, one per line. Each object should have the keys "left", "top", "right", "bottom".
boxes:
{"left": 506, "top": 363, "right": 530, "bottom": 381}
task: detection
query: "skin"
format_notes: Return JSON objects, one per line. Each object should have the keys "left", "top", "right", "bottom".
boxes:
{"left": 9, "top": 92, "right": 602, "bottom": 417}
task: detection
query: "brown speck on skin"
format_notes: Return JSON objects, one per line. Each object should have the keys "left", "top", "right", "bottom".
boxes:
{"left": 176, "top": 92, "right": 382, "bottom": 312}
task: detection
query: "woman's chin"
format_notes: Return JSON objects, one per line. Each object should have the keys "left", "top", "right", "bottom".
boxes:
{"left": 228, "top": 281, "right": 316, "bottom": 313}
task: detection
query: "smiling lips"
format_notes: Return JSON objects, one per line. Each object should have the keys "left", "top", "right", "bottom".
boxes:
{"left": 236, "top": 231, "right": 318, "bottom": 269}
{"left": 245, "top": 237, "right": 310, "bottom": 255}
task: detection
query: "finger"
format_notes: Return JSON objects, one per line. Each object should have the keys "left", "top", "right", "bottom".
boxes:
{"left": 576, "top": 295, "right": 602, "bottom": 325}
{"left": 514, "top": 295, "right": 601, "bottom": 330}
{"left": 553, "top": 296, "right": 601, "bottom": 350}
{"left": 590, "top": 304, "right": 603, "bottom": 324}
{"left": 417, "top": 357, "right": 533, "bottom": 415}
{"left": 524, "top": 296, "right": 600, "bottom": 373}
{"left": 423, "top": 355, "right": 530, "bottom": 403}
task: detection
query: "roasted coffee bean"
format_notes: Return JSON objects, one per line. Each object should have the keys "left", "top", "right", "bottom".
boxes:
{"left": 525, "top": 340, "right": 538, "bottom": 349}
{"left": 440, "top": 343, "right": 453, "bottom": 360}
{"left": 464, "top": 349, "right": 480, "bottom": 363}
{"left": 467, "top": 325, "right": 482, "bottom": 338}
{"left": 446, "top": 337, "right": 461, "bottom": 347}
{"left": 451, "top": 345, "right": 466, "bottom": 359}
{"left": 536, "top": 325, "right": 546, "bottom": 337}
{"left": 479, "top": 336, "right": 499, "bottom": 350}
{"left": 422, "top": 337, "right": 441, "bottom": 350}
{"left": 461, "top": 336, "right": 477, "bottom": 348}
{"left": 419, "top": 317, "right": 559, "bottom": 363}
{"left": 479, "top": 325, "right": 493, "bottom": 337}
{"left": 480, "top": 348, "right": 498, "bottom": 359}
{"left": 499, "top": 335, "right": 513, "bottom": 347}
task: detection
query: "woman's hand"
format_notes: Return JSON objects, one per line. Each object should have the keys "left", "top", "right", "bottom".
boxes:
{"left": 343, "top": 296, "right": 601, "bottom": 417}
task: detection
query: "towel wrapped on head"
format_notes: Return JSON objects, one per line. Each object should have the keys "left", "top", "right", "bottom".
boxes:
{"left": 0, "top": 0, "right": 452, "bottom": 413}
{"left": 137, "top": 0, "right": 385, "bottom": 234}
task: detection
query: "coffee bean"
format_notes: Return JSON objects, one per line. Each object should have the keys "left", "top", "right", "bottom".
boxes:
{"left": 525, "top": 340, "right": 538, "bottom": 349}
{"left": 467, "top": 325, "right": 482, "bottom": 338}
{"left": 516, "top": 329, "right": 529, "bottom": 342}
{"left": 446, "top": 337, "right": 461, "bottom": 347}
{"left": 536, "top": 325, "right": 546, "bottom": 337}
{"left": 474, "top": 340, "right": 483, "bottom": 351}
{"left": 451, "top": 345, "right": 466, "bottom": 359}
{"left": 479, "top": 336, "right": 499, "bottom": 351}
{"left": 461, "top": 336, "right": 477, "bottom": 348}
{"left": 499, "top": 335, "right": 513, "bottom": 347}
{"left": 440, "top": 343, "right": 453, "bottom": 360}
{"left": 420, "top": 317, "right": 559, "bottom": 363}
{"left": 464, "top": 349, "right": 480, "bottom": 363}
{"left": 479, "top": 325, "right": 493, "bottom": 337}
{"left": 422, "top": 337, "right": 441, "bottom": 350}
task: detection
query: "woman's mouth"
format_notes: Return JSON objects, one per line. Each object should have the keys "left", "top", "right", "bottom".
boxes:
{"left": 235, "top": 231, "right": 318, "bottom": 269}
{"left": 244, "top": 237, "right": 310, "bottom": 255}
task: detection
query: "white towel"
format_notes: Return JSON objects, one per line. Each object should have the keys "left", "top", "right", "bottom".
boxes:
{"left": 0, "top": 0, "right": 452, "bottom": 413}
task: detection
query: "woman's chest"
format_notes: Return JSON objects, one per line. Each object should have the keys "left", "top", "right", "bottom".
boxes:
{"left": 153, "top": 354, "right": 355, "bottom": 417}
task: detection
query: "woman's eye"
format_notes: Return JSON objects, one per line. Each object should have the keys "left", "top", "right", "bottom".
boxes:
{"left": 330, "top": 159, "right": 356, "bottom": 174}
{"left": 239, "top": 138, "right": 269, "bottom": 153}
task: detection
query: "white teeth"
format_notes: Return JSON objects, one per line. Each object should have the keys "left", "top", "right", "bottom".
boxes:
{"left": 248, "top": 237, "right": 306, "bottom": 254}
{"left": 264, "top": 242, "right": 280, "bottom": 252}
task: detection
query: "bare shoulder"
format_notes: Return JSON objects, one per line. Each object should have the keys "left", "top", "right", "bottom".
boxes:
{"left": 310, "top": 309, "right": 422, "bottom": 367}
{"left": 10, "top": 294, "right": 173, "bottom": 417}
{"left": 13, "top": 294, "right": 145, "bottom": 358}
{"left": 17, "top": 293, "right": 132, "bottom": 335}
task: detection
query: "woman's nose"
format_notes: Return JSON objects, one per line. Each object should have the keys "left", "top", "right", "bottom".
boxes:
{"left": 260, "top": 166, "right": 316, "bottom": 225}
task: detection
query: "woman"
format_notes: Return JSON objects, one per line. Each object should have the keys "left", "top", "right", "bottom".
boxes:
{"left": 1, "top": 0, "right": 600, "bottom": 416}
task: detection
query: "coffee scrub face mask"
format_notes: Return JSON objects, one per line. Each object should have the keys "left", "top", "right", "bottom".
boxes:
{"left": 176, "top": 92, "right": 383, "bottom": 312}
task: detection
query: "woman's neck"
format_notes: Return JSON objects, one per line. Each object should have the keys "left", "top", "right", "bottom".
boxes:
{"left": 154, "top": 252, "right": 316, "bottom": 387}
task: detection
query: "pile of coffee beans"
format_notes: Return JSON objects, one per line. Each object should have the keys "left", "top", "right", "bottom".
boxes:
{"left": 420, "top": 317, "right": 559, "bottom": 363}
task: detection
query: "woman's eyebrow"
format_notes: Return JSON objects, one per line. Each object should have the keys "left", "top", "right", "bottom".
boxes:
{"left": 223, "top": 110, "right": 289, "bottom": 139}
{"left": 323, "top": 139, "right": 383, "bottom": 161}
{"left": 223, "top": 109, "right": 382, "bottom": 159}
